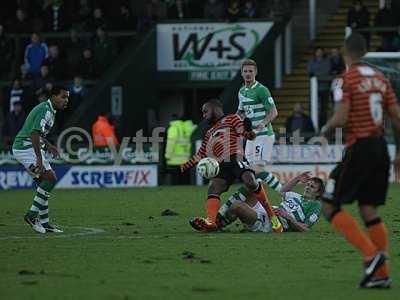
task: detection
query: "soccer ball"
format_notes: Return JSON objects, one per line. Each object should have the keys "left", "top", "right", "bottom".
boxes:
{"left": 197, "top": 157, "right": 220, "bottom": 179}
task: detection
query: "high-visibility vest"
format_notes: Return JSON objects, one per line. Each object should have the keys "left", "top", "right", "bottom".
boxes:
{"left": 92, "top": 116, "right": 119, "bottom": 146}
{"left": 165, "top": 120, "right": 195, "bottom": 166}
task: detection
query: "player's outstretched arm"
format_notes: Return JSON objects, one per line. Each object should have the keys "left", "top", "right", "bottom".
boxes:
{"left": 180, "top": 136, "right": 209, "bottom": 172}
{"left": 320, "top": 101, "right": 350, "bottom": 136}
{"left": 280, "top": 172, "right": 312, "bottom": 193}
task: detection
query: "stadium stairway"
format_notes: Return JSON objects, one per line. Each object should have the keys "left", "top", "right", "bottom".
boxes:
{"left": 272, "top": 0, "right": 380, "bottom": 130}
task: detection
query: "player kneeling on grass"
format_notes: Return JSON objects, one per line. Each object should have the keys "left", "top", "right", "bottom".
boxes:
{"left": 215, "top": 171, "right": 324, "bottom": 232}
{"left": 12, "top": 86, "right": 69, "bottom": 234}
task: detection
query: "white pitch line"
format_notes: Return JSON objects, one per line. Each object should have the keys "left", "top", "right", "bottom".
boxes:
{"left": 0, "top": 227, "right": 105, "bottom": 240}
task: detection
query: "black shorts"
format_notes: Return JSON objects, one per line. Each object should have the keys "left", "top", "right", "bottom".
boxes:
{"left": 215, "top": 156, "right": 254, "bottom": 186}
{"left": 323, "top": 137, "right": 390, "bottom": 207}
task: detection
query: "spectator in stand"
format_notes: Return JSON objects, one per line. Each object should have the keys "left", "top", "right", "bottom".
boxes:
{"left": 243, "top": 0, "right": 257, "bottom": 18}
{"left": 329, "top": 47, "right": 345, "bottom": 75}
{"left": 92, "top": 113, "right": 119, "bottom": 147}
{"left": 68, "top": 75, "right": 88, "bottom": 113}
{"left": 9, "top": 8, "right": 31, "bottom": 33}
{"left": 114, "top": 3, "right": 136, "bottom": 30}
{"left": 74, "top": 0, "right": 92, "bottom": 29}
{"left": 43, "top": 44, "right": 65, "bottom": 79}
{"left": 347, "top": 0, "right": 370, "bottom": 48}
{"left": 86, "top": 7, "right": 108, "bottom": 32}
{"left": 7, "top": 79, "right": 25, "bottom": 114}
{"left": 37, "top": 90, "right": 48, "bottom": 103}
{"left": 374, "top": 0, "right": 398, "bottom": 52}
{"left": 285, "top": 103, "right": 315, "bottom": 141}
{"left": 24, "top": 33, "right": 48, "bottom": 78}
{"left": 167, "top": 0, "right": 191, "bottom": 19}
{"left": 308, "top": 47, "right": 331, "bottom": 127}
{"left": 204, "top": 0, "right": 225, "bottom": 20}
{"left": 227, "top": 0, "right": 241, "bottom": 22}
{"left": 0, "top": 25, "right": 14, "bottom": 80}
{"left": 269, "top": 0, "right": 291, "bottom": 18}
{"left": 77, "top": 48, "right": 100, "bottom": 78}
{"left": 2, "top": 101, "right": 26, "bottom": 150}
{"left": 92, "top": 27, "right": 118, "bottom": 72}
{"left": 308, "top": 48, "right": 331, "bottom": 79}
{"left": 65, "top": 29, "right": 86, "bottom": 77}
{"left": 147, "top": 0, "right": 167, "bottom": 22}
{"left": 32, "top": 65, "right": 54, "bottom": 95}
{"left": 19, "top": 64, "right": 30, "bottom": 80}
{"left": 43, "top": 0, "right": 68, "bottom": 32}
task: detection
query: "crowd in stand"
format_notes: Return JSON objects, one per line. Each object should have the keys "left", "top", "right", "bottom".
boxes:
{"left": 305, "top": 0, "right": 400, "bottom": 129}
{"left": 307, "top": 47, "right": 346, "bottom": 127}
{"left": 347, "top": 0, "right": 400, "bottom": 51}
{"left": 0, "top": 0, "right": 294, "bottom": 149}
{"left": 4, "top": 1, "right": 400, "bottom": 149}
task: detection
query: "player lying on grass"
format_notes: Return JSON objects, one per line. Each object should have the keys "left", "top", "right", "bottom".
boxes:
{"left": 181, "top": 99, "right": 283, "bottom": 233}
{"left": 191, "top": 171, "right": 324, "bottom": 232}
{"left": 12, "top": 86, "right": 69, "bottom": 234}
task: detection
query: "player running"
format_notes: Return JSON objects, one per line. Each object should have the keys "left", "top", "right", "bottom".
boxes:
{"left": 216, "top": 171, "right": 324, "bottom": 233}
{"left": 13, "top": 86, "right": 69, "bottom": 233}
{"left": 181, "top": 99, "right": 283, "bottom": 232}
{"left": 320, "top": 33, "right": 400, "bottom": 288}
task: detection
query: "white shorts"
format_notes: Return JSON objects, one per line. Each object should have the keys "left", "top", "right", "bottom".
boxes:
{"left": 246, "top": 202, "right": 271, "bottom": 233}
{"left": 245, "top": 135, "right": 275, "bottom": 165}
{"left": 13, "top": 148, "right": 52, "bottom": 178}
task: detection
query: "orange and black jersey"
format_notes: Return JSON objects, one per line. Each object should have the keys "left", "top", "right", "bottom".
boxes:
{"left": 181, "top": 114, "right": 255, "bottom": 171}
{"left": 332, "top": 63, "right": 397, "bottom": 146}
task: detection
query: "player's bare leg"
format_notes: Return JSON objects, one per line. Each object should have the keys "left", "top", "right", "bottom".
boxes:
{"left": 322, "top": 202, "right": 385, "bottom": 288}
{"left": 241, "top": 170, "right": 282, "bottom": 233}
{"left": 229, "top": 201, "right": 259, "bottom": 227}
{"left": 359, "top": 204, "right": 391, "bottom": 288}
{"left": 189, "top": 178, "right": 227, "bottom": 232}
{"left": 26, "top": 170, "right": 63, "bottom": 233}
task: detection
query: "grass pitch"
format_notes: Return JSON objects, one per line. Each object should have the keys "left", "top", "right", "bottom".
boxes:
{"left": 0, "top": 184, "right": 399, "bottom": 300}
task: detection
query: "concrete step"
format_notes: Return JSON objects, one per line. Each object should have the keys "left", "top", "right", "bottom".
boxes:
{"left": 313, "top": 40, "right": 344, "bottom": 47}
{"left": 324, "top": 20, "right": 347, "bottom": 27}
{"left": 273, "top": 89, "right": 309, "bottom": 96}
{"left": 281, "top": 81, "right": 310, "bottom": 89}
{"left": 320, "top": 28, "right": 346, "bottom": 35}
{"left": 269, "top": 0, "right": 380, "bottom": 132}
{"left": 317, "top": 33, "right": 346, "bottom": 40}
{"left": 331, "top": 14, "right": 347, "bottom": 21}
{"left": 292, "top": 69, "right": 308, "bottom": 76}
{"left": 273, "top": 95, "right": 310, "bottom": 103}
{"left": 284, "top": 75, "right": 309, "bottom": 82}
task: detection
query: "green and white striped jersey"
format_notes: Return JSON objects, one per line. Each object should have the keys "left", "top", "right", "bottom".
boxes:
{"left": 257, "top": 171, "right": 320, "bottom": 228}
{"left": 226, "top": 171, "right": 321, "bottom": 231}
{"left": 13, "top": 100, "right": 56, "bottom": 150}
{"left": 278, "top": 192, "right": 321, "bottom": 230}
{"left": 238, "top": 81, "right": 275, "bottom": 136}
